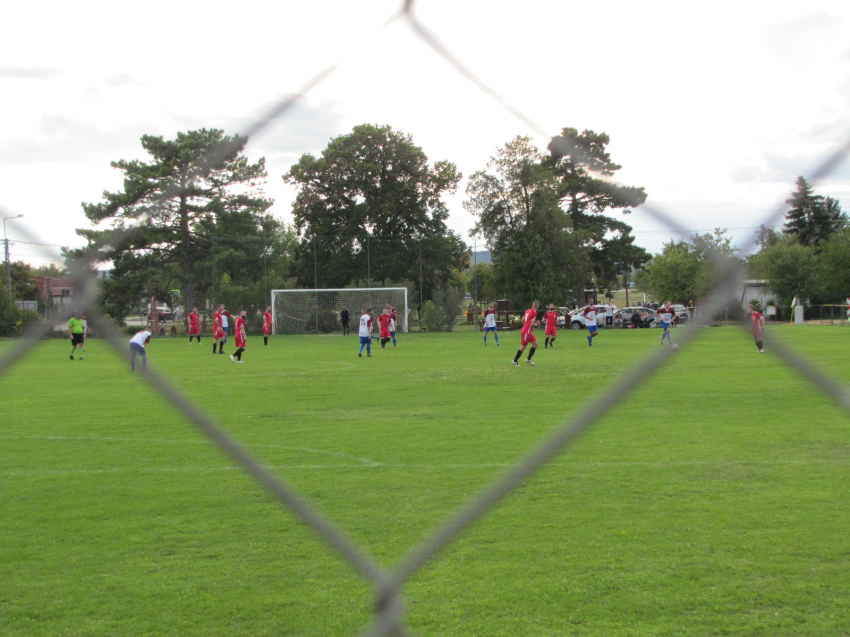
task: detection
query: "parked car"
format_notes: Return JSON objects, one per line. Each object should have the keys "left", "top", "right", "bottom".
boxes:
{"left": 671, "top": 304, "right": 689, "bottom": 323}
{"left": 618, "top": 306, "right": 657, "bottom": 327}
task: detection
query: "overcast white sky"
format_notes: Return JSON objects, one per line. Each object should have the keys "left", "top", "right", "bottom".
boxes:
{"left": 2, "top": 0, "right": 849, "bottom": 267}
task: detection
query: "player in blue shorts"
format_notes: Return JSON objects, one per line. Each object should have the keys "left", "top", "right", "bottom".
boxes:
{"left": 358, "top": 308, "right": 374, "bottom": 357}
{"left": 657, "top": 301, "right": 675, "bottom": 345}
{"left": 582, "top": 304, "right": 599, "bottom": 346}
{"left": 482, "top": 302, "right": 500, "bottom": 345}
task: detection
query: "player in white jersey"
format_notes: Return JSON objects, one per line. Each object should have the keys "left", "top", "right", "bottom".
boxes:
{"left": 657, "top": 301, "right": 675, "bottom": 346}
{"left": 129, "top": 328, "right": 152, "bottom": 371}
{"left": 483, "top": 302, "right": 499, "bottom": 345}
{"left": 358, "top": 308, "right": 374, "bottom": 357}
{"left": 582, "top": 304, "right": 599, "bottom": 346}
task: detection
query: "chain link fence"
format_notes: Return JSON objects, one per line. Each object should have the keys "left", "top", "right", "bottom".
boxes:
{"left": 3, "top": 2, "right": 850, "bottom": 635}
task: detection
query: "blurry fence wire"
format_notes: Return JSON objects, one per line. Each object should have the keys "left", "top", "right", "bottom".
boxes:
{"left": 3, "top": 1, "right": 850, "bottom": 635}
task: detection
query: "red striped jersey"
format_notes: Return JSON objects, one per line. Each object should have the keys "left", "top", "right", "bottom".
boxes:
{"left": 658, "top": 306, "right": 675, "bottom": 322}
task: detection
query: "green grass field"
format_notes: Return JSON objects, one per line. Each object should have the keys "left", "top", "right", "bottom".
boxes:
{"left": 2, "top": 325, "right": 850, "bottom": 636}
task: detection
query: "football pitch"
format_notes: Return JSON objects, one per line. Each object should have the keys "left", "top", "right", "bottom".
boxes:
{"left": 2, "top": 326, "right": 850, "bottom": 636}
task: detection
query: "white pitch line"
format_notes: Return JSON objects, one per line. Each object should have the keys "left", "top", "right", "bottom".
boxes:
{"left": 0, "top": 435, "right": 381, "bottom": 466}
{"left": 3, "top": 458, "right": 849, "bottom": 479}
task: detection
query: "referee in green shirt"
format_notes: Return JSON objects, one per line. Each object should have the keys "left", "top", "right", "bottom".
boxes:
{"left": 67, "top": 313, "right": 85, "bottom": 360}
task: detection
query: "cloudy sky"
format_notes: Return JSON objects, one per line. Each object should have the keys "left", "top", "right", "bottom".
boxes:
{"left": 2, "top": 0, "right": 849, "bottom": 266}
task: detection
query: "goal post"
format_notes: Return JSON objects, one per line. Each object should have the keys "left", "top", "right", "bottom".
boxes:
{"left": 271, "top": 288, "right": 409, "bottom": 335}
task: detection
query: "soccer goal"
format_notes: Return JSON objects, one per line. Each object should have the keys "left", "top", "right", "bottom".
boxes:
{"left": 271, "top": 288, "right": 409, "bottom": 335}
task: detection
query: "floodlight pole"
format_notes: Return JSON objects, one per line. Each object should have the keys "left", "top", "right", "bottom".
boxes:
{"left": 473, "top": 235, "right": 478, "bottom": 330}
{"left": 3, "top": 214, "right": 24, "bottom": 300}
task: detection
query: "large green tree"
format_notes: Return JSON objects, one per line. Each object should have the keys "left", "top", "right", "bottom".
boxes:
{"left": 466, "top": 136, "right": 592, "bottom": 308}
{"left": 284, "top": 124, "right": 467, "bottom": 300}
{"left": 9, "top": 261, "right": 41, "bottom": 301}
{"left": 547, "top": 128, "right": 650, "bottom": 290}
{"left": 640, "top": 230, "right": 738, "bottom": 304}
{"left": 782, "top": 176, "right": 847, "bottom": 250}
{"left": 750, "top": 236, "right": 821, "bottom": 307}
{"left": 78, "top": 129, "right": 273, "bottom": 319}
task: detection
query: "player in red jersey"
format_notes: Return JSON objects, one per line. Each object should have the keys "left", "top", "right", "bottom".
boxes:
{"left": 385, "top": 302, "right": 399, "bottom": 347}
{"left": 262, "top": 305, "right": 273, "bottom": 346}
{"left": 512, "top": 300, "right": 540, "bottom": 366}
{"left": 378, "top": 307, "right": 393, "bottom": 348}
{"left": 230, "top": 310, "right": 247, "bottom": 363}
{"left": 543, "top": 303, "right": 559, "bottom": 348}
{"left": 212, "top": 304, "right": 225, "bottom": 354}
{"left": 748, "top": 304, "right": 765, "bottom": 353}
{"left": 188, "top": 307, "right": 201, "bottom": 343}
{"left": 582, "top": 304, "right": 599, "bottom": 346}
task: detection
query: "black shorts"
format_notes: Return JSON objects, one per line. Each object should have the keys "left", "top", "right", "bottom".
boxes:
{"left": 71, "top": 333, "right": 85, "bottom": 345}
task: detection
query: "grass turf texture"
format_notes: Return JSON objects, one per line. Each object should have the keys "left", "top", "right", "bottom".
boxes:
{"left": 2, "top": 326, "right": 850, "bottom": 636}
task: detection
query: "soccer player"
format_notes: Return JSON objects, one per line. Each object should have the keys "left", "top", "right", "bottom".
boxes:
{"left": 188, "top": 307, "right": 201, "bottom": 343}
{"left": 231, "top": 310, "right": 248, "bottom": 363}
{"left": 512, "top": 300, "right": 540, "bottom": 366}
{"left": 212, "top": 304, "right": 225, "bottom": 354}
{"left": 658, "top": 301, "right": 675, "bottom": 346}
{"left": 543, "top": 304, "right": 558, "bottom": 348}
{"left": 358, "top": 308, "right": 374, "bottom": 357}
{"left": 262, "top": 306, "right": 273, "bottom": 345}
{"left": 220, "top": 309, "right": 230, "bottom": 349}
{"left": 67, "top": 312, "right": 85, "bottom": 360}
{"left": 483, "top": 302, "right": 499, "bottom": 345}
{"left": 385, "top": 302, "right": 398, "bottom": 345}
{"left": 388, "top": 312, "right": 398, "bottom": 348}
{"left": 340, "top": 306, "right": 351, "bottom": 336}
{"left": 378, "top": 307, "right": 393, "bottom": 348}
{"left": 129, "top": 326, "right": 152, "bottom": 372}
{"left": 749, "top": 304, "right": 765, "bottom": 353}
{"left": 583, "top": 303, "right": 599, "bottom": 346}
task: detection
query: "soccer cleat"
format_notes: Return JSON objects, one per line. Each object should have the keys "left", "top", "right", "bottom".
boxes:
{"left": 758, "top": 349, "right": 765, "bottom": 353}
{"left": 394, "top": 346, "right": 397, "bottom": 349}
{"left": 526, "top": 359, "right": 535, "bottom": 365}
{"left": 237, "top": 360, "right": 245, "bottom": 363}
{"left": 79, "top": 357, "right": 83, "bottom": 361}
{"left": 69, "top": 355, "right": 74, "bottom": 360}
{"left": 358, "top": 353, "right": 362, "bottom": 357}
{"left": 230, "top": 355, "right": 235, "bottom": 362}
{"left": 367, "top": 354, "right": 372, "bottom": 357}
{"left": 511, "top": 360, "right": 519, "bottom": 366}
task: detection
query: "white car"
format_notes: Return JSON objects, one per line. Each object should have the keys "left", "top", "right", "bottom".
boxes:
{"left": 566, "top": 306, "right": 606, "bottom": 330}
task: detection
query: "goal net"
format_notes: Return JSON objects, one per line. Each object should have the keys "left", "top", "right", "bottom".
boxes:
{"left": 271, "top": 288, "right": 409, "bottom": 335}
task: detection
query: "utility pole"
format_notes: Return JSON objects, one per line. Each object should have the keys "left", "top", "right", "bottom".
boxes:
{"left": 3, "top": 214, "right": 24, "bottom": 300}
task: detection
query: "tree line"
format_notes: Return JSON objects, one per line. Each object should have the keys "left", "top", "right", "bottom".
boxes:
{"left": 57, "top": 123, "right": 649, "bottom": 323}
{"left": 634, "top": 176, "right": 848, "bottom": 313}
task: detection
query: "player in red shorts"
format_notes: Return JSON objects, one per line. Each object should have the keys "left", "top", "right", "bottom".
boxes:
{"left": 748, "top": 304, "right": 765, "bottom": 353}
{"left": 262, "top": 305, "right": 273, "bottom": 346}
{"left": 512, "top": 300, "right": 540, "bottom": 366}
{"left": 188, "top": 307, "right": 201, "bottom": 343}
{"left": 230, "top": 309, "right": 247, "bottom": 363}
{"left": 378, "top": 307, "right": 393, "bottom": 348}
{"left": 543, "top": 303, "right": 558, "bottom": 348}
{"left": 212, "top": 304, "right": 225, "bottom": 354}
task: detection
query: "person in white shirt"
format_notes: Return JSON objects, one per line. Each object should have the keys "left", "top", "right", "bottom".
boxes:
{"left": 129, "top": 328, "right": 152, "bottom": 371}
{"left": 358, "top": 308, "right": 374, "bottom": 358}
{"left": 220, "top": 309, "right": 230, "bottom": 346}
{"left": 483, "top": 302, "right": 500, "bottom": 346}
